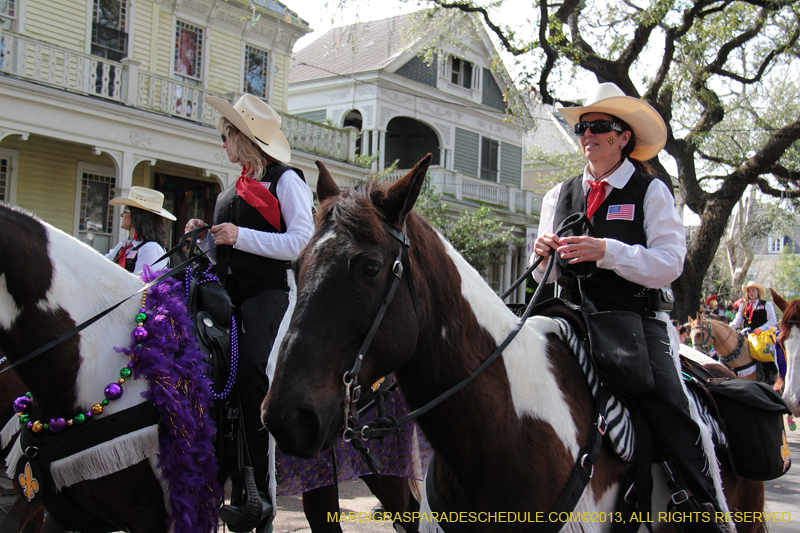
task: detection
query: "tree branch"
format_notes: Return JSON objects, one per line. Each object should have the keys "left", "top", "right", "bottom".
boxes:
{"left": 429, "top": 0, "right": 529, "bottom": 55}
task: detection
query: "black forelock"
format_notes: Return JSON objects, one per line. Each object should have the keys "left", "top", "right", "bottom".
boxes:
{"left": 0, "top": 204, "right": 54, "bottom": 309}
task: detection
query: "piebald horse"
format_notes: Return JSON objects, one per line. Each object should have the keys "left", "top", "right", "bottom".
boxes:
{"left": 0, "top": 203, "right": 417, "bottom": 533}
{"left": 689, "top": 315, "right": 775, "bottom": 383}
{"left": 262, "top": 155, "right": 766, "bottom": 532}
{"left": 772, "top": 289, "right": 800, "bottom": 416}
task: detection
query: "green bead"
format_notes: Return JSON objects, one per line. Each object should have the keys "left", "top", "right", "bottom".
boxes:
{"left": 43, "top": 423, "right": 49, "bottom": 430}
{"left": 74, "top": 414, "right": 86, "bottom": 425}
{"left": 25, "top": 392, "right": 32, "bottom": 398}
{"left": 120, "top": 367, "right": 132, "bottom": 379}
{"left": 102, "top": 399, "right": 110, "bottom": 406}
{"left": 19, "top": 414, "right": 29, "bottom": 423}
{"left": 136, "top": 344, "right": 142, "bottom": 347}
{"left": 136, "top": 312, "right": 147, "bottom": 323}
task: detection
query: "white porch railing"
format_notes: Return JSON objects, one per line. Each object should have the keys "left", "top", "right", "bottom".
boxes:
{"left": 0, "top": 31, "right": 123, "bottom": 101}
{"left": 381, "top": 168, "right": 543, "bottom": 216}
{"left": 0, "top": 31, "right": 353, "bottom": 162}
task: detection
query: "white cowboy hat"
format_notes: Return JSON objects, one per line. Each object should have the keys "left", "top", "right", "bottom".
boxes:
{"left": 109, "top": 187, "right": 176, "bottom": 221}
{"left": 205, "top": 94, "right": 292, "bottom": 164}
{"left": 556, "top": 83, "right": 667, "bottom": 161}
{"left": 742, "top": 281, "right": 767, "bottom": 299}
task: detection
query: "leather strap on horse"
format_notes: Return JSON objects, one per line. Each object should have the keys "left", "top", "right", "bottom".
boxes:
{"left": 0, "top": 228, "right": 210, "bottom": 377}
{"left": 424, "top": 387, "right": 609, "bottom": 533}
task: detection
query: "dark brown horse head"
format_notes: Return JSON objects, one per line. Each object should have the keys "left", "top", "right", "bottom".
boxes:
{"left": 263, "top": 155, "right": 433, "bottom": 458}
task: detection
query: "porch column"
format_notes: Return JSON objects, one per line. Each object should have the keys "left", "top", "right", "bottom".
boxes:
{"left": 371, "top": 130, "right": 379, "bottom": 172}
{"left": 503, "top": 244, "right": 514, "bottom": 302}
{"left": 517, "top": 246, "right": 528, "bottom": 304}
{"left": 378, "top": 130, "right": 386, "bottom": 171}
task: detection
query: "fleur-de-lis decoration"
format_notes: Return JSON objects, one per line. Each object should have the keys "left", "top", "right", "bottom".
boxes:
{"left": 781, "top": 431, "right": 791, "bottom": 471}
{"left": 18, "top": 462, "right": 39, "bottom": 502}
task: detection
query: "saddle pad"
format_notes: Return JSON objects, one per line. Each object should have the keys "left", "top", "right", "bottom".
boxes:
{"left": 550, "top": 318, "right": 725, "bottom": 463}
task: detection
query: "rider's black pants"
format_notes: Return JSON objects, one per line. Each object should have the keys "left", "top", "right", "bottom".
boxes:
{"left": 637, "top": 317, "right": 718, "bottom": 508}
{"left": 235, "top": 286, "right": 289, "bottom": 493}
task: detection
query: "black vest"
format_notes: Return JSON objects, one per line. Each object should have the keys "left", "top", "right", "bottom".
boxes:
{"left": 743, "top": 301, "right": 768, "bottom": 330}
{"left": 214, "top": 163, "right": 306, "bottom": 296}
{"left": 553, "top": 170, "right": 654, "bottom": 311}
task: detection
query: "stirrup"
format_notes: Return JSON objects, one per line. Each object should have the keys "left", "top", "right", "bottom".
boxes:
{"left": 219, "top": 466, "right": 273, "bottom": 532}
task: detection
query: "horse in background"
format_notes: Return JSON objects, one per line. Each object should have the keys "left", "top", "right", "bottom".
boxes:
{"left": 688, "top": 315, "right": 776, "bottom": 384}
{"left": 263, "top": 155, "right": 766, "bottom": 532}
{"left": 771, "top": 289, "right": 800, "bottom": 416}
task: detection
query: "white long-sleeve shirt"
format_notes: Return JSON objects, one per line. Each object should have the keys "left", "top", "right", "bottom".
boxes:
{"left": 531, "top": 158, "right": 686, "bottom": 289}
{"left": 729, "top": 299, "right": 778, "bottom": 330}
{"left": 201, "top": 168, "right": 314, "bottom": 261}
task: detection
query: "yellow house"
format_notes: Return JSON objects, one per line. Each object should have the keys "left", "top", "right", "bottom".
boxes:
{"left": 0, "top": 0, "right": 362, "bottom": 252}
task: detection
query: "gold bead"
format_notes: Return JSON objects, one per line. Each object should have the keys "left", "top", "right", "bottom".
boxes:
{"left": 91, "top": 403, "right": 104, "bottom": 415}
{"left": 118, "top": 378, "right": 126, "bottom": 385}
{"left": 67, "top": 420, "right": 74, "bottom": 426}
{"left": 32, "top": 421, "right": 43, "bottom": 433}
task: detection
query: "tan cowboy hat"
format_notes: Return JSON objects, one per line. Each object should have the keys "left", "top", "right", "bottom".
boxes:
{"left": 205, "top": 94, "right": 291, "bottom": 164}
{"left": 109, "top": 187, "right": 176, "bottom": 221}
{"left": 556, "top": 83, "right": 667, "bottom": 161}
{"left": 742, "top": 281, "right": 767, "bottom": 299}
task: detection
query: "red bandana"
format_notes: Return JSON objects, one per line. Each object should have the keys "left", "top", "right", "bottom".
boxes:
{"left": 586, "top": 180, "right": 610, "bottom": 220}
{"left": 114, "top": 233, "right": 138, "bottom": 268}
{"left": 235, "top": 168, "right": 281, "bottom": 230}
{"left": 745, "top": 300, "right": 758, "bottom": 322}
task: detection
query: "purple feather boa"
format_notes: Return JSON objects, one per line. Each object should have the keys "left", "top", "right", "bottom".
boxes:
{"left": 113, "top": 266, "right": 220, "bottom": 533}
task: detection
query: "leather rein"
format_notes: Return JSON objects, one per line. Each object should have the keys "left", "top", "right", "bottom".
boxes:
{"left": 691, "top": 318, "right": 744, "bottom": 364}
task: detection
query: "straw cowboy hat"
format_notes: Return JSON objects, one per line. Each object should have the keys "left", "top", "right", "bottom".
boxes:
{"left": 742, "top": 281, "right": 767, "bottom": 299}
{"left": 556, "top": 83, "right": 667, "bottom": 161}
{"left": 205, "top": 94, "right": 291, "bottom": 164}
{"left": 109, "top": 187, "right": 176, "bottom": 221}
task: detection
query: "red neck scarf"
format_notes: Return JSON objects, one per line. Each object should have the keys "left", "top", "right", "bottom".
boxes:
{"left": 745, "top": 299, "right": 760, "bottom": 322}
{"left": 114, "top": 233, "right": 138, "bottom": 267}
{"left": 586, "top": 180, "right": 610, "bottom": 220}
{"left": 235, "top": 167, "right": 281, "bottom": 230}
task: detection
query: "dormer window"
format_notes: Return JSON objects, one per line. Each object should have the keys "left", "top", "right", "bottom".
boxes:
{"left": 769, "top": 236, "right": 785, "bottom": 254}
{"left": 451, "top": 57, "right": 473, "bottom": 89}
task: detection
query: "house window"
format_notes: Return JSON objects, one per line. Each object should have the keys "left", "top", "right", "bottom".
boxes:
{"left": 480, "top": 137, "right": 499, "bottom": 182}
{"left": 450, "top": 57, "right": 473, "bottom": 89}
{"left": 0, "top": 148, "right": 19, "bottom": 205}
{"left": 76, "top": 166, "right": 116, "bottom": 253}
{"left": 91, "top": 0, "right": 128, "bottom": 62}
{"left": 244, "top": 45, "right": 269, "bottom": 99}
{"left": 0, "top": 0, "right": 16, "bottom": 27}
{"left": 174, "top": 21, "right": 203, "bottom": 83}
{"left": 769, "top": 236, "right": 785, "bottom": 254}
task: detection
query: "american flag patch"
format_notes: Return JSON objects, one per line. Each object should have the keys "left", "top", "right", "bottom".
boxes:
{"left": 607, "top": 204, "right": 635, "bottom": 220}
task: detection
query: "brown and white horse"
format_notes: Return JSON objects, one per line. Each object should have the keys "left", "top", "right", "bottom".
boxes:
{"left": 263, "top": 156, "right": 766, "bottom": 532}
{"left": 771, "top": 289, "right": 800, "bottom": 416}
{"left": 688, "top": 315, "right": 774, "bottom": 382}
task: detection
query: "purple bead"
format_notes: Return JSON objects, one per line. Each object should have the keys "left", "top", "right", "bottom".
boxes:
{"left": 49, "top": 418, "right": 67, "bottom": 433}
{"left": 139, "top": 308, "right": 146, "bottom": 313}
{"left": 104, "top": 383, "right": 123, "bottom": 400}
{"left": 85, "top": 411, "right": 93, "bottom": 418}
{"left": 13, "top": 396, "right": 32, "bottom": 414}
{"left": 26, "top": 421, "right": 33, "bottom": 429}
{"left": 132, "top": 326, "right": 148, "bottom": 342}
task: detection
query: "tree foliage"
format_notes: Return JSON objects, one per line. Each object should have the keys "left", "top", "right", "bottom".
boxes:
{"left": 376, "top": 0, "right": 800, "bottom": 320}
{"left": 414, "top": 177, "right": 519, "bottom": 274}
{"left": 774, "top": 247, "right": 800, "bottom": 298}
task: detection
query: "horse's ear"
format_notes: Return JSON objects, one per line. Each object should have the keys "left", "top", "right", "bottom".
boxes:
{"left": 771, "top": 288, "right": 789, "bottom": 313}
{"left": 383, "top": 154, "right": 432, "bottom": 226}
{"left": 315, "top": 161, "right": 340, "bottom": 203}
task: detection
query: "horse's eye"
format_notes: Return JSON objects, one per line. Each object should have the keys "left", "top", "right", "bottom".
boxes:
{"left": 362, "top": 263, "right": 381, "bottom": 277}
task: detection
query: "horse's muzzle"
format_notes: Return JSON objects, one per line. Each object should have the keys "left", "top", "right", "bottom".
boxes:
{"left": 262, "top": 400, "right": 331, "bottom": 459}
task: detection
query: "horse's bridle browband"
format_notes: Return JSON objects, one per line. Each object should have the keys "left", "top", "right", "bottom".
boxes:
{"left": 0, "top": 228, "right": 209, "bottom": 376}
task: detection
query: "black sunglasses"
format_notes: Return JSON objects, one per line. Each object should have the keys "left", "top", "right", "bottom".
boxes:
{"left": 574, "top": 120, "right": 623, "bottom": 136}
{"left": 220, "top": 133, "right": 227, "bottom": 142}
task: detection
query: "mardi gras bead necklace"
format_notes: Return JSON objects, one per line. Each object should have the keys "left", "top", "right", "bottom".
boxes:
{"left": 14, "top": 291, "right": 148, "bottom": 434}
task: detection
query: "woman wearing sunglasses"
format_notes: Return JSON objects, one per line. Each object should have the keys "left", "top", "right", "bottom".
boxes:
{"left": 105, "top": 187, "right": 175, "bottom": 274}
{"left": 531, "top": 84, "right": 731, "bottom": 530}
{"left": 185, "top": 94, "right": 314, "bottom": 533}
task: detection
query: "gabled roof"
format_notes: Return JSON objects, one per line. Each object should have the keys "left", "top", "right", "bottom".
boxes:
{"left": 290, "top": 14, "right": 420, "bottom": 84}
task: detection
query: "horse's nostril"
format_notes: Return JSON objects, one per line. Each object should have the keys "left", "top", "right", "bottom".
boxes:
{"left": 289, "top": 406, "right": 323, "bottom": 448}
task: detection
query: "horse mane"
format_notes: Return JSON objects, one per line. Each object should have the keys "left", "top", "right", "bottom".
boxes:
{"left": 315, "top": 181, "right": 393, "bottom": 244}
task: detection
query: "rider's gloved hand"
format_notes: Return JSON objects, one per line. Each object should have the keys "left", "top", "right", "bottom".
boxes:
{"left": 740, "top": 327, "right": 752, "bottom": 335}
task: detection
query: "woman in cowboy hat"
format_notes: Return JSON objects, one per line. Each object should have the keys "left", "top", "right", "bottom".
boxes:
{"left": 186, "top": 94, "right": 313, "bottom": 533}
{"left": 530, "top": 83, "right": 730, "bottom": 530}
{"left": 105, "top": 186, "right": 175, "bottom": 274}
{"left": 730, "top": 281, "right": 777, "bottom": 333}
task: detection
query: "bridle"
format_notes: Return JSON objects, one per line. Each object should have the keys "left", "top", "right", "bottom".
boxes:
{"left": 691, "top": 317, "right": 744, "bottom": 364}
{"left": 690, "top": 318, "right": 715, "bottom": 353}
